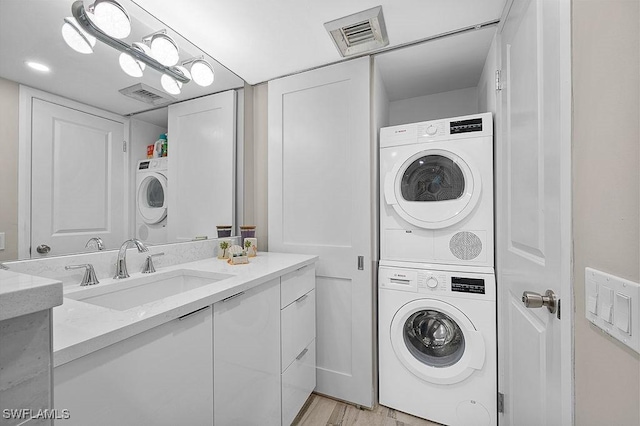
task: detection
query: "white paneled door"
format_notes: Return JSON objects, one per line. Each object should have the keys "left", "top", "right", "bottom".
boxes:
{"left": 31, "top": 99, "right": 126, "bottom": 257}
{"left": 497, "top": 0, "right": 572, "bottom": 424}
{"left": 268, "top": 57, "right": 374, "bottom": 408}
{"left": 167, "top": 91, "right": 236, "bottom": 241}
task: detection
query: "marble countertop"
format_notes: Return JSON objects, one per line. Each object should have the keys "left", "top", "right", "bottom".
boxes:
{"left": 53, "top": 252, "right": 318, "bottom": 367}
{"left": 0, "top": 270, "right": 63, "bottom": 321}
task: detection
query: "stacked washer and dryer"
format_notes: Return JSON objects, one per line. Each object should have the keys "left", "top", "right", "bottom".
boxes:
{"left": 135, "top": 158, "right": 168, "bottom": 244}
{"left": 378, "top": 113, "right": 496, "bottom": 426}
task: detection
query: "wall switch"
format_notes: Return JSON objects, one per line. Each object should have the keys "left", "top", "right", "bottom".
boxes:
{"left": 0, "top": 232, "right": 4, "bottom": 250}
{"left": 586, "top": 267, "right": 639, "bottom": 354}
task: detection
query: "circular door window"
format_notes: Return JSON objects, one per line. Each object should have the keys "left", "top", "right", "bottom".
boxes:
{"left": 401, "top": 155, "right": 465, "bottom": 202}
{"left": 404, "top": 309, "right": 465, "bottom": 368}
{"left": 384, "top": 149, "right": 481, "bottom": 229}
{"left": 390, "top": 299, "right": 485, "bottom": 384}
{"left": 137, "top": 174, "right": 167, "bottom": 224}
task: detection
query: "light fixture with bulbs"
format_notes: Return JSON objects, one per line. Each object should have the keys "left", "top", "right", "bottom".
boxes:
{"left": 61, "top": 0, "right": 215, "bottom": 95}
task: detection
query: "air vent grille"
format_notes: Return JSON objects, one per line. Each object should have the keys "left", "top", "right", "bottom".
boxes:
{"left": 134, "top": 89, "right": 163, "bottom": 101}
{"left": 342, "top": 21, "right": 375, "bottom": 46}
{"left": 119, "top": 83, "right": 175, "bottom": 106}
{"left": 325, "top": 6, "right": 389, "bottom": 57}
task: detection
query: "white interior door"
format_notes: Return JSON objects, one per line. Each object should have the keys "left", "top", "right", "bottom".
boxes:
{"left": 497, "top": 0, "right": 572, "bottom": 424}
{"left": 167, "top": 90, "right": 236, "bottom": 241}
{"left": 31, "top": 98, "right": 127, "bottom": 257}
{"left": 268, "top": 57, "right": 374, "bottom": 408}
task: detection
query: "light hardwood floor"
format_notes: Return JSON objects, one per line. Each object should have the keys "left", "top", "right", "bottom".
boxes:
{"left": 293, "top": 394, "right": 442, "bottom": 426}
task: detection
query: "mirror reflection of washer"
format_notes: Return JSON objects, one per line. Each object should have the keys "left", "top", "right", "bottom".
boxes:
{"left": 380, "top": 113, "right": 493, "bottom": 267}
{"left": 135, "top": 158, "right": 168, "bottom": 244}
{"left": 378, "top": 264, "right": 497, "bottom": 426}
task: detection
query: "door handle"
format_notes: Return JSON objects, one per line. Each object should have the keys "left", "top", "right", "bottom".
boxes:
{"left": 36, "top": 244, "right": 51, "bottom": 254}
{"left": 522, "top": 289, "right": 557, "bottom": 314}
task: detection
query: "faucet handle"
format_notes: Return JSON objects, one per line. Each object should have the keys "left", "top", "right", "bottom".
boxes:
{"left": 0, "top": 263, "right": 8, "bottom": 270}
{"left": 142, "top": 252, "right": 164, "bottom": 274}
{"left": 65, "top": 264, "right": 99, "bottom": 286}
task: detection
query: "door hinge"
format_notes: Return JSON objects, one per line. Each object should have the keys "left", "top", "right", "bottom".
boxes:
{"left": 498, "top": 392, "right": 505, "bottom": 413}
{"left": 495, "top": 70, "right": 503, "bottom": 92}
{"left": 122, "top": 140, "right": 127, "bottom": 152}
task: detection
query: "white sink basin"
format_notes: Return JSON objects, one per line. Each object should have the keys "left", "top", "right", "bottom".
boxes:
{"left": 66, "top": 269, "right": 233, "bottom": 311}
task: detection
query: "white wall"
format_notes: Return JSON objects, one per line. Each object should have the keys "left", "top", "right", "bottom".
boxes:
{"left": 0, "top": 77, "right": 19, "bottom": 261}
{"left": 251, "top": 83, "right": 269, "bottom": 252}
{"left": 129, "top": 118, "right": 167, "bottom": 237}
{"left": 572, "top": 1, "right": 640, "bottom": 425}
{"left": 388, "top": 86, "right": 479, "bottom": 126}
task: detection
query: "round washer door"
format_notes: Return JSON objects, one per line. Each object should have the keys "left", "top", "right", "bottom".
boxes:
{"left": 390, "top": 298, "right": 485, "bottom": 385}
{"left": 137, "top": 172, "right": 167, "bottom": 224}
{"left": 384, "top": 149, "right": 481, "bottom": 229}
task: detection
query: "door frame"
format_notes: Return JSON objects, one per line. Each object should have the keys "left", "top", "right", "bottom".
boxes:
{"left": 17, "top": 86, "right": 130, "bottom": 259}
{"left": 495, "top": 0, "right": 573, "bottom": 424}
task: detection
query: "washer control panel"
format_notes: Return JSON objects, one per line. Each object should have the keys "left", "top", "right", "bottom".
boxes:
{"left": 417, "top": 271, "right": 447, "bottom": 292}
{"left": 451, "top": 276, "right": 486, "bottom": 294}
{"left": 378, "top": 265, "right": 496, "bottom": 300}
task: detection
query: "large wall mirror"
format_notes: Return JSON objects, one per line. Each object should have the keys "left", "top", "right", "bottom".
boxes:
{"left": 0, "top": 0, "right": 245, "bottom": 261}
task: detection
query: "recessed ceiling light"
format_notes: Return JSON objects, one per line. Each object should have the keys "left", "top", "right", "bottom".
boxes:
{"left": 25, "top": 61, "right": 51, "bottom": 72}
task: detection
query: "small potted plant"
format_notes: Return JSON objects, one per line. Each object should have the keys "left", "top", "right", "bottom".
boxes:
{"left": 218, "top": 240, "right": 230, "bottom": 259}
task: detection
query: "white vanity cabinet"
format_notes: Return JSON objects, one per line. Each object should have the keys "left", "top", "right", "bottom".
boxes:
{"left": 54, "top": 305, "right": 213, "bottom": 426}
{"left": 280, "top": 265, "right": 316, "bottom": 426}
{"left": 213, "top": 278, "right": 281, "bottom": 426}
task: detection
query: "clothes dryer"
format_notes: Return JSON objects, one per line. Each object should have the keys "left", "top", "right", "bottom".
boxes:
{"left": 135, "top": 158, "right": 168, "bottom": 244}
{"left": 378, "top": 262, "right": 497, "bottom": 425}
{"left": 380, "top": 113, "right": 493, "bottom": 267}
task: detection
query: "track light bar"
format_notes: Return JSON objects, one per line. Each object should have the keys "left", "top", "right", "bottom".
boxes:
{"left": 70, "top": 0, "right": 190, "bottom": 83}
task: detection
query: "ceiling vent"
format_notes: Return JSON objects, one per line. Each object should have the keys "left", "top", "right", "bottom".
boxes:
{"left": 119, "top": 83, "right": 176, "bottom": 106}
{"left": 324, "top": 6, "right": 389, "bottom": 57}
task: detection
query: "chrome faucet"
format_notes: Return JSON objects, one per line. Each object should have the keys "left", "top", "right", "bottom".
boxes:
{"left": 66, "top": 264, "right": 99, "bottom": 286}
{"left": 114, "top": 238, "right": 149, "bottom": 279}
{"left": 85, "top": 237, "right": 105, "bottom": 251}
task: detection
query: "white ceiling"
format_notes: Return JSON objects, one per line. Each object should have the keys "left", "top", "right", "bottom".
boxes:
{"left": 0, "top": 0, "right": 244, "bottom": 117}
{"left": 375, "top": 26, "right": 497, "bottom": 101}
{"left": 132, "top": 0, "right": 507, "bottom": 84}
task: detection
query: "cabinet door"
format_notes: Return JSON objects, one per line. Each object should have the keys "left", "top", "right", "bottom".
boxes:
{"left": 213, "top": 279, "right": 281, "bottom": 426}
{"left": 268, "top": 57, "right": 374, "bottom": 407}
{"left": 167, "top": 90, "right": 236, "bottom": 241}
{"left": 54, "top": 306, "right": 213, "bottom": 426}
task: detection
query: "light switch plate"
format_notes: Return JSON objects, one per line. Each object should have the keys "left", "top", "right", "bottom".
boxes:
{"left": 586, "top": 267, "right": 639, "bottom": 353}
{"left": 0, "top": 232, "right": 4, "bottom": 250}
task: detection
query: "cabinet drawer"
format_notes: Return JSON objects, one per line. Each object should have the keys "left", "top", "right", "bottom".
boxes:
{"left": 282, "top": 340, "right": 316, "bottom": 426}
{"left": 281, "top": 264, "right": 315, "bottom": 308}
{"left": 281, "top": 289, "right": 315, "bottom": 371}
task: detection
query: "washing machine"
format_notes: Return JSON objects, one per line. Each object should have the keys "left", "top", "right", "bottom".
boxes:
{"left": 135, "top": 158, "right": 168, "bottom": 244}
{"left": 378, "top": 262, "right": 497, "bottom": 426}
{"left": 380, "top": 113, "right": 493, "bottom": 267}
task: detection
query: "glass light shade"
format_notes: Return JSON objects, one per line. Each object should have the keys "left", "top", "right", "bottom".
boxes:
{"left": 190, "top": 60, "right": 214, "bottom": 86}
{"left": 91, "top": 0, "right": 131, "bottom": 39}
{"left": 150, "top": 34, "right": 179, "bottom": 66}
{"left": 119, "top": 43, "right": 148, "bottom": 77}
{"left": 161, "top": 74, "right": 182, "bottom": 95}
{"left": 61, "top": 17, "right": 96, "bottom": 54}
